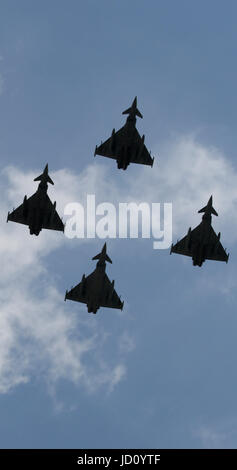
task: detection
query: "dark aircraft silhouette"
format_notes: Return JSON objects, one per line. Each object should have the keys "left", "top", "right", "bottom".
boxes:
{"left": 7, "top": 164, "right": 64, "bottom": 236}
{"left": 94, "top": 97, "right": 155, "bottom": 170}
{"left": 170, "top": 196, "right": 229, "bottom": 266}
{"left": 65, "top": 243, "right": 124, "bottom": 314}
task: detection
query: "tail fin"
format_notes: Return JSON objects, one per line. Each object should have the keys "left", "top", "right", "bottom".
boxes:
{"left": 34, "top": 164, "right": 54, "bottom": 185}
{"left": 92, "top": 243, "right": 112, "bottom": 263}
{"left": 198, "top": 196, "right": 218, "bottom": 216}
{"left": 122, "top": 97, "right": 143, "bottom": 119}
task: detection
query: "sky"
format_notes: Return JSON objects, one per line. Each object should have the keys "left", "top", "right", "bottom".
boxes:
{"left": 0, "top": 0, "right": 237, "bottom": 449}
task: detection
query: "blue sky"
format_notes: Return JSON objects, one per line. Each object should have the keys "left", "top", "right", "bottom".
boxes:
{"left": 1, "top": 0, "right": 237, "bottom": 449}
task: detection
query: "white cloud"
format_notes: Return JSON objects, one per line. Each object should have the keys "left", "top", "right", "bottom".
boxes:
{"left": 119, "top": 331, "right": 136, "bottom": 354}
{"left": 194, "top": 424, "right": 235, "bottom": 449}
{"left": 50, "top": 135, "right": 237, "bottom": 247}
{"left": 6, "top": 136, "right": 237, "bottom": 245}
{"left": 1, "top": 133, "right": 237, "bottom": 395}
{"left": 123, "top": 135, "right": 237, "bottom": 244}
{"left": 0, "top": 262, "right": 127, "bottom": 395}
{"left": 0, "top": 168, "right": 129, "bottom": 396}
{"left": 161, "top": 137, "right": 237, "bottom": 238}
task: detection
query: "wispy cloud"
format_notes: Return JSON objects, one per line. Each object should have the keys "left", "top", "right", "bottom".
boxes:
{"left": 5, "top": 136, "right": 237, "bottom": 245}
{"left": 129, "top": 135, "right": 237, "bottom": 243}
{"left": 119, "top": 331, "right": 136, "bottom": 354}
{"left": 1, "top": 133, "right": 237, "bottom": 396}
{"left": 0, "top": 170, "right": 130, "bottom": 396}
{"left": 194, "top": 424, "right": 236, "bottom": 449}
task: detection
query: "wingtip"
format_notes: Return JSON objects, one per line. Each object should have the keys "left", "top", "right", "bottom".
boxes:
{"left": 6, "top": 212, "right": 9, "bottom": 223}
{"left": 64, "top": 290, "right": 68, "bottom": 301}
{"left": 170, "top": 244, "right": 173, "bottom": 255}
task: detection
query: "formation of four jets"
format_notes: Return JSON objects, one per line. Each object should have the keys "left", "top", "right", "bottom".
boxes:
{"left": 6, "top": 98, "right": 229, "bottom": 314}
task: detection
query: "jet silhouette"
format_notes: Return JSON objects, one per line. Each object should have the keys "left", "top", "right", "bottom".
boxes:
{"left": 65, "top": 243, "right": 124, "bottom": 314}
{"left": 7, "top": 164, "right": 64, "bottom": 236}
{"left": 170, "top": 196, "right": 229, "bottom": 266}
{"left": 94, "top": 97, "right": 155, "bottom": 170}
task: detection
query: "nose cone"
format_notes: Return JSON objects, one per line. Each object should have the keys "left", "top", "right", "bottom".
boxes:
{"left": 102, "top": 242, "right": 107, "bottom": 254}
{"left": 44, "top": 164, "right": 49, "bottom": 174}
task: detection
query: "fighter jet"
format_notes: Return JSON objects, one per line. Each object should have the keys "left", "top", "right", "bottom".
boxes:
{"left": 170, "top": 196, "right": 229, "bottom": 266}
{"left": 65, "top": 243, "right": 124, "bottom": 314}
{"left": 94, "top": 97, "right": 155, "bottom": 170}
{"left": 7, "top": 164, "right": 64, "bottom": 236}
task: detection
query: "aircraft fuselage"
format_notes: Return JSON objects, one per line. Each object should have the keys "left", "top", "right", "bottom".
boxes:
{"left": 86, "top": 265, "right": 107, "bottom": 314}
{"left": 28, "top": 185, "right": 49, "bottom": 235}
